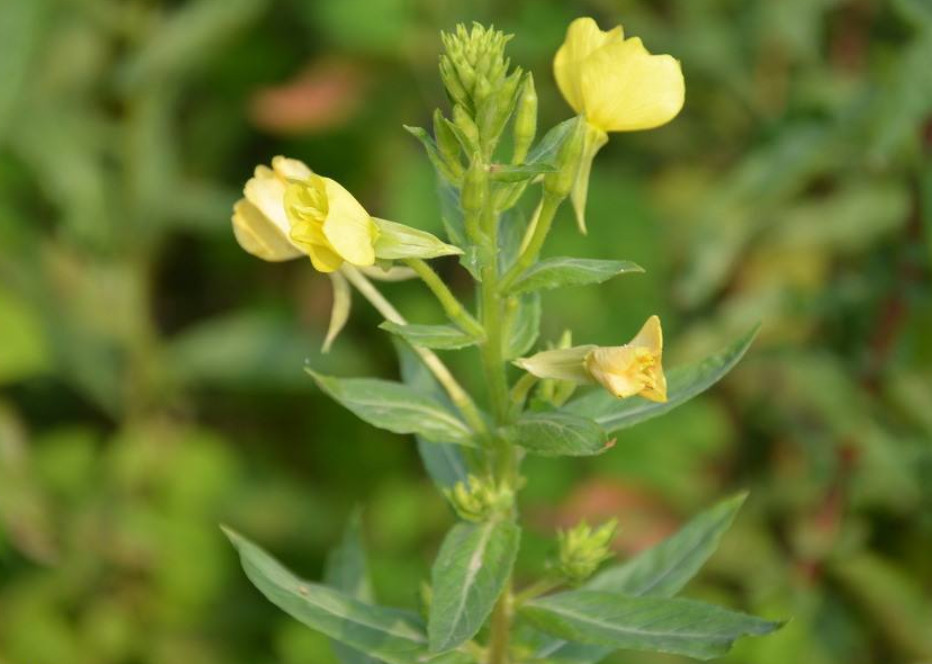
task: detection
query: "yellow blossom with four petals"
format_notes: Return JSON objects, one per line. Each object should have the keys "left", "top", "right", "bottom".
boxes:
{"left": 553, "top": 18, "right": 685, "bottom": 232}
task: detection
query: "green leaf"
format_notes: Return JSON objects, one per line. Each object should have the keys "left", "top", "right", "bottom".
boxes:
{"left": 307, "top": 371, "right": 474, "bottom": 445}
{"left": 428, "top": 520, "right": 521, "bottom": 652}
{"left": 488, "top": 162, "right": 557, "bottom": 183}
{"left": 586, "top": 493, "right": 748, "bottom": 598}
{"left": 381, "top": 322, "right": 480, "bottom": 350}
{"left": 404, "top": 126, "right": 458, "bottom": 183}
{"left": 526, "top": 118, "right": 579, "bottom": 167}
{"left": 373, "top": 217, "right": 462, "bottom": 260}
{"left": 522, "top": 590, "right": 781, "bottom": 660}
{"left": 506, "top": 412, "right": 610, "bottom": 457}
{"left": 324, "top": 513, "right": 379, "bottom": 664}
{"left": 225, "top": 528, "right": 429, "bottom": 664}
{"left": 506, "top": 258, "right": 643, "bottom": 295}
{"left": 393, "top": 340, "right": 470, "bottom": 490}
{"left": 503, "top": 292, "right": 541, "bottom": 360}
{"left": 564, "top": 326, "right": 758, "bottom": 433}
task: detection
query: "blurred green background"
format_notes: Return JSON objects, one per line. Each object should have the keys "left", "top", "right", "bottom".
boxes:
{"left": 1, "top": 0, "right": 931, "bottom": 662}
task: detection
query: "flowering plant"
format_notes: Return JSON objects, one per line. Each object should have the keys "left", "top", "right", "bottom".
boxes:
{"left": 224, "top": 19, "right": 781, "bottom": 664}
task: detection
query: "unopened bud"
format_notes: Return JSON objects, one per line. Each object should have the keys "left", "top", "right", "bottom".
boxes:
{"left": 558, "top": 519, "right": 618, "bottom": 583}
{"left": 433, "top": 110, "right": 464, "bottom": 179}
{"left": 453, "top": 104, "right": 480, "bottom": 151}
{"left": 439, "top": 23, "right": 513, "bottom": 112}
{"left": 445, "top": 475, "right": 514, "bottom": 522}
{"left": 512, "top": 73, "right": 538, "bottom": 164}
{"left": 460, "top": 157, "right": 486, "bottom": 225}
{"left": 543, "top": 117, "right": 587, "bottom": 199}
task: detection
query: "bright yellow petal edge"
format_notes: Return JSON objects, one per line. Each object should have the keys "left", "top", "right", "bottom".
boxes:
{"left": 554, "top": 17, "right": 685, "bottom": 133}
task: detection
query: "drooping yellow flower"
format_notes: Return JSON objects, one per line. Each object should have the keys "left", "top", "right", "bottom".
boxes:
{"left": 284, "top": 175, "right": 377, "bottom": 273}
{"left": 231, "top": 156, "right": 378, "bottom": 273}
{"left": 514, "top": 316, "right": 667, "bottom": 402}
{"left": 553, "top": 18, "right": 684, "bottom": 232}
{"left": 554, "top": 17, "right": 684, "bottom": 133}
{"left": 585, "top": 315, "right": 667, "bottom": 402}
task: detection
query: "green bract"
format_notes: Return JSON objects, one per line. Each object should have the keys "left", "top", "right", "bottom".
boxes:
{"left": 225, "top": 20, "right": 781, "bottom": 664}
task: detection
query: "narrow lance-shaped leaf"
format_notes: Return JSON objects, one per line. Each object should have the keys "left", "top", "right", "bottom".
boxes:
{"left": 307, "top": 370, "right": 474, "bottom": 445}
{"left": 564, "top": 326, "right": 759, "bottom": 433}
{"left": 404, "top": 125, "right": 459, "bottom": 183}
{"left": 506, "top": 411, "right": 611, "bottom": 457}
{"left": 225, "top": 528, "right": 430, "bottom": 664}
{"left": 324, "top": 512, "right": 379, "bottom": 664}
{"left": 506, "top": 258, "right": 643, "bottom": 296}
{"left": 522, "top": 590, "right": 782, "bottom": 661}
{"left": 587, "top": 492, "right": 748, "bottom": 597}
{"left": 533, "top": 494, "right": 751, "bottom": 664}
{"left": 429, "top": 520, "right": 521, "bottom": 652}
{"left": 381, "top": 322, "right": 480, "bottom": 350}
{"left": 393, "top": 340, "right": 469, "bottom": 490}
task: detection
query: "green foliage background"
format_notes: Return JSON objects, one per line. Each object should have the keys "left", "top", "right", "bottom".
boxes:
{"left": 1, "top": 0, "right": 931, "bottom": 662}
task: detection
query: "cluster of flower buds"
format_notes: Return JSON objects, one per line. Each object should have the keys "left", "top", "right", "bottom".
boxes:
{"left": 444, "top": 475, "right": 514, "bottom": 522}
{"left": 557, "top": 519, "right": 618, "bottom": 583}
{"left": 439, "top": 23, "right": 527, "bottom": 159}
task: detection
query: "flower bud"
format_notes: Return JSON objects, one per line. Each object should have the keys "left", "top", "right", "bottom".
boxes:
{"left": 444, "top": 475, "right": 514, "bottom": 522}
{"left": 460, "top": 157, "right": 486, "bottom": 219}
{"left": 557, "top": 519, "right": 618, "bottom": 583}
{"left": 433, "top": 109, "right": 464, "bottom": 179}
{"left": 543, "top": 117, "right": 587, "bottom": 199}
{"left": 511, "top": 73, "right": 538, "bottom": 164}
{"left": 440, "top": 23, "right": 512, "bottom": 112}
{"left": 453, "top": 104, "right": 480, "bottom": 152}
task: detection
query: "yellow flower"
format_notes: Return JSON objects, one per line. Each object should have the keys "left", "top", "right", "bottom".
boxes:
{"left": 554, "top": 17, "right": 684, "bottom": 133}
{"left": 284, "top": 175, "right": 377, "bottom": 273}
{"left": 514, "top": 316, "right": 668, "bottom": 402}
{"left": 553, "top": 18, "right": 684, "bottom": 232}
{"left": 585, "top": 315, "right": 667, "bottom": 402}
{"left": 232, "top": 156, "right": 309, "bottom": 262}
{"left": 231, "top": 156, "right": 378, "bottom": 273}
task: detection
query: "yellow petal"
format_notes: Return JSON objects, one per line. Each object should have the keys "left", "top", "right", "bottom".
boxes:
{"left": 321, "top": 178, "right": 377, "bottom": 267}
{"left": 307, "top": 243, "right": 345, "bottom": 273}
{"left": 554, "top": 18, "right": 624, "bottom": 114}
{"left": 244, "top": 170, "right": 291, "bottom": 236}
{"left": 271, "top": 155, "right": 312, "bottom": 181}
{"left": 231, "top": 199, "right": 303, "bottom": 261}
{"left": 585, "top": 346, "right": 642, "bottom": 398}
{"left": 580, "top": 37, "right": 685, "bottom": 132}
{"left": 629, "top": 315, "right": 663, "bottom": 355}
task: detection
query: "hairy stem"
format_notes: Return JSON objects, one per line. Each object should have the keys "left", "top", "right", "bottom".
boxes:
{"left": 404, "top": 258, "right": 484, "bottom": 337}
{"left": 341, "top": 265, "right": 487, "bottom": 435}
{"left": 473, "top": 168, "right": 519, "bottom": 664}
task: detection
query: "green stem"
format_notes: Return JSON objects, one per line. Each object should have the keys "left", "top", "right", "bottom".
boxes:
{"left": 404, "top": 258, "right": 484, "bottom": 338}
{"left": 473, "top": 165, "right": 518, "bottom": 664}
{"left": 341, "top": 265, "right": 487, "bottom": 436}
{"left": 499, "top": 192, "right": 563, "bottom": 293}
